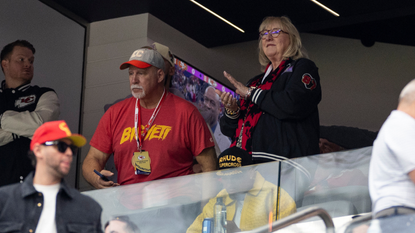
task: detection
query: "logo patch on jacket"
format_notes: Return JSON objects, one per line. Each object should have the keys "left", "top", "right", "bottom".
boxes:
{"left": 15, "top": 95, "right": 36, "bottom": 108}
{"left": 282, "top": 63, "right": 293, "bottom": 75}
{"left": 301, "top": 73, "right": 317, "bottom": 90}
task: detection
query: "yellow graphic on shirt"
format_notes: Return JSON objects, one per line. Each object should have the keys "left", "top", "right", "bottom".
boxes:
{"left": 120, "top": 125, "right": 172, "bottom": 145}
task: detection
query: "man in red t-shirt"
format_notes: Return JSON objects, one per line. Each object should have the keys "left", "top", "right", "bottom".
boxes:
{"left": 82, "top": 48, "right": 217, "bottom": 188}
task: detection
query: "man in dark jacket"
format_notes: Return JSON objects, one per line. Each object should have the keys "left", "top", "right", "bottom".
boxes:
{"left": 0, "top": 120, "right": 102, "bottom": 232}
{"left": 0, "top": 40, "right": 60, "bottom": 186}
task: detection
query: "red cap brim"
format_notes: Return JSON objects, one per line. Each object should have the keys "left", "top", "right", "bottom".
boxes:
{"left": 120, "top": 60, "right": 152, "bottom": 70}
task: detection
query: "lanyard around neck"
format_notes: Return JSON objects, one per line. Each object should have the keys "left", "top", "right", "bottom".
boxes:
{"left": 134, "top": 89, "right": 167, "bottom": 151}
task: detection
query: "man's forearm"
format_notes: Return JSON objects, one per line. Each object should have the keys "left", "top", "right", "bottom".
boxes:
{"left": 0, "top": 129, "right": 13, "bottom": 146}
{"left": 1, "top": 91, "right": 60, "bottom": 137}
{"left": 201, "top": 161, "right": 217, "bottom": 172}
{"left": 82, "top": 156, "right": 105, "bottom": 188}
{"left": 82, "top": 146, "right": 114, "bottom": 189}
{"left": 197, "top": 147, "right": 217, "bottom": 172}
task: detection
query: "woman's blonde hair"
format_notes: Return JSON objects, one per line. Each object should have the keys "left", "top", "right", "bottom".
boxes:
{"left": 258, "top": 16, "right": 306, "bottom": 68}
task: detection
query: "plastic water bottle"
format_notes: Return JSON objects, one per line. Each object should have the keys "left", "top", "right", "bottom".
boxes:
{"left": 213, "top": 197, "right": 227, "bottom": 233}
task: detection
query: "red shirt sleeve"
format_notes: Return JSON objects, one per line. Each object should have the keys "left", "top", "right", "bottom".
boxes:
{"left": 186, "top": 108, "right": 215, "bottom": 157}
{"left": 90, "top": 109, "right": 114, "bottom": 154}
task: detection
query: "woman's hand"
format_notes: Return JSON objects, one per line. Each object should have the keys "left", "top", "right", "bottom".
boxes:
{"left": 215, "top": 89, "right": 238, "bottom": 112}
{"left": 223, "top": 71, "right": 249, "bottom": 99}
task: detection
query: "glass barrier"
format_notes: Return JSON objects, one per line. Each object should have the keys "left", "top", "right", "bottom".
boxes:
{"left": 82, "top": 147, "right": 373, "bottom": 233}
{"left": 278, "top": 146, "right": 372, "bottom": 222}
{"left": 83, "top": 161, "right": 282, "bottom": 233}
{"left": 337, "top": 213, "right": 415, "bottom": 233}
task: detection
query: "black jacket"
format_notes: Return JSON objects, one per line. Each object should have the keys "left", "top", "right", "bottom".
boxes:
{"left": 0, "top": 172, "right": 103, "bottom": 233}
{"left": 220, "top": 58, "right": 321, "bottom": 162}
{"left": 0, "top": 81, "right": 58, "bottom": 186}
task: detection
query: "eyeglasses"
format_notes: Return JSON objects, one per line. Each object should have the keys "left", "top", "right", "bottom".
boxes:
{"left": 42, "top": 141, "right": 78, "bottom": 155}
{"left": 259, "top": 28, "right": 288, "bottom": 39}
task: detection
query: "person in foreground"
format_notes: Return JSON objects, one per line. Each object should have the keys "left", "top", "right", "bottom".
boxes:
{"left": 217, "top": 16, "right": 321, "bottom": 163}
{"left": 369, "top": 79, "right": 415, "bottom": 218}
{"left": 0, "top": 120, "right": 102, "bottom": 232}
{"left": 186, "top": 147, "right": 296, "bottom": 233}
{"left": 0, "top": 40, "right": 60, "bottom": 186}
{"left": 105, "top": 216, "right": 141, "bottom": 233}
{"left": 82, "top": 48, "right": 216, "bottom": 189}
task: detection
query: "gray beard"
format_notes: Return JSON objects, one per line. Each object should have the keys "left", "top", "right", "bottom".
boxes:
{"left": 131, "top": 85, "right": 145, "bottom": 99}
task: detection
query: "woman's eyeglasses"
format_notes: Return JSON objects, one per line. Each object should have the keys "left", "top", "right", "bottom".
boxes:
{"left": 42, "top": 141, "right": 78, "bottom": 155}
{"left": 259, "top": 28, "right": 288, "bottom": 39}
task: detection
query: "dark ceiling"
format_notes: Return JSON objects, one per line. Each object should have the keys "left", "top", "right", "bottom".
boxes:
{"left": 41, "top": 0, "right": 415, "bottom": 48}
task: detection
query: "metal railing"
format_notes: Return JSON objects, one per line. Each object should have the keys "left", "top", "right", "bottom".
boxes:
{"left": 245, "top": 206, "right": 335, "bottom": 233}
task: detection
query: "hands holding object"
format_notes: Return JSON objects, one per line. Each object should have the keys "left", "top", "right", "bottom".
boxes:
{"left": 94, "top": 169, "right": 120, "bottom": 189}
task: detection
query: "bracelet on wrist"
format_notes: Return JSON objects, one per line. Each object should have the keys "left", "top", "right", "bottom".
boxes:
{"left": 245, "top": 87, "right": 257, "bottom": 99}
{"left": 225, "top": 107, "right": 240, "bottom": 116}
